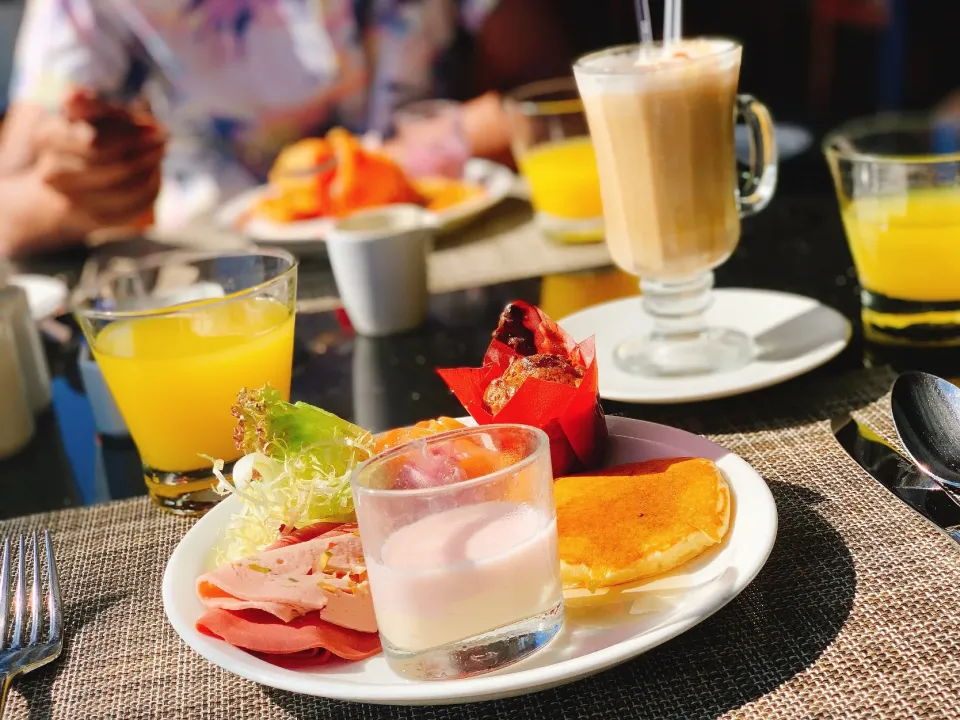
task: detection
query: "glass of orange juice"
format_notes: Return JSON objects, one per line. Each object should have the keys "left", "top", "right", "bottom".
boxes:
{"left": 74, "top": 249, "right": 297, "bottom": 515}
{"left": 825, "top": 115, "right": 960, "bottom": 346}
{"left": 505, "top": 78, "right": 604, "bottom": 244}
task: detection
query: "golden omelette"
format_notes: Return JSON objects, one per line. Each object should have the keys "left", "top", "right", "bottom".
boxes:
{"left": 555, "top": 457, "right": 731, "bottom": 591}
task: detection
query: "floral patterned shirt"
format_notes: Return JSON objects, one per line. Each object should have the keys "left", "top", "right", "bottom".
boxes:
{"left": 10, "top": 0, "right": 497, "bottom": 226}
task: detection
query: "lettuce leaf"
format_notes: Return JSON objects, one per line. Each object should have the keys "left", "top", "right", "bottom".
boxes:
{"left": 213, "top": 385, "right": 374, "bottom": 563}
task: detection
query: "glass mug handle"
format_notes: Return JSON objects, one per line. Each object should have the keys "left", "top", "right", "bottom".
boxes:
{"left": 736, "top": 95, "right": 778, "bottom": 217}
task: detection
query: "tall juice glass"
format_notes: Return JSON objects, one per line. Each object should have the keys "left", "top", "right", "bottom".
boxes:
{"left": 74, "top": 249, "right": 297, "bottom": 515}
{"left": 351, "top": 425, "right": 563, "bottom": 680}
{"left": 573, "top": 40, "right": 778, "bottom": 376}
{"left": 505, "top": 78, "right": 604, "bottom": 243}
{"left": 825, "top": 114, "right": 960, "bottom": 346}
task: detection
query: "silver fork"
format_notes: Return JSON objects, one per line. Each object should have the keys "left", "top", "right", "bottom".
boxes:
{"left": 0, "top": 533, "right": 63, "bottom": 716}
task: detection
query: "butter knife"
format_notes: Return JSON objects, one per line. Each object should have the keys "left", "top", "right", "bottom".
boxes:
{"left": 831, "top": 413, "right": 960, "bottom": 544}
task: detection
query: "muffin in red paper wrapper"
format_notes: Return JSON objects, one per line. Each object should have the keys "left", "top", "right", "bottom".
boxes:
{"left": 437, "top": 301, "right": 607, "bottom": 476}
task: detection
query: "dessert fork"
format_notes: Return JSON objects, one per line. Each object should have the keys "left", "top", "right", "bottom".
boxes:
{"left": 0, "top": 533, "right": 63, "bottom": 717}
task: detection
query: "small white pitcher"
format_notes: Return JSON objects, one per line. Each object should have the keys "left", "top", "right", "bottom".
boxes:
{"left": 326, "top": 205, "right": 435, "bottom": 336}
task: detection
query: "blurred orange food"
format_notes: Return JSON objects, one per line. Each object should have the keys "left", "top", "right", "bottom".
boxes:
{"left": 253, "top": 129, "right": 483, "bottom": 223}
{"left": 412, "top": 177, "right": 485, "bottom": 212}
{"left": 328, "top": 129, "right": 425, "bottom": 215}
{"left": 255, "top": 129, "right": 423, "bottom": 222}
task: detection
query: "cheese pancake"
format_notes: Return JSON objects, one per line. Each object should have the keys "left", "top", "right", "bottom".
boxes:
{"left": 555, "top": 457, "right": 731, "bottom": 591}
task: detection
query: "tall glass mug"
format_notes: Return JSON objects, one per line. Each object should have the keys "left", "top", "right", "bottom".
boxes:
{"left": 352, "top": 425, "right": 563, "bottom": 680}
{"left": 573, "top": 39, "right": 778, "bottom": 376}
{"left": 505, "top": 78, "right": 605, "bottom": 244}
{"left": 825, "top": 115, "right": 960, "bottom": 346}
{"left": 74, "top": 249, "right": 297, "bottom": 515}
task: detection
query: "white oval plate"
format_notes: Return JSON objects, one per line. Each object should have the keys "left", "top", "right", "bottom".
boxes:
{"left": 163, "top": 415, "right": 776, "bottom": 705}
{"left": 560, "top": 289, "right": 852, "bottom": 405}
{"left": 215, "top": 158, "right": 516, "bottom": 245}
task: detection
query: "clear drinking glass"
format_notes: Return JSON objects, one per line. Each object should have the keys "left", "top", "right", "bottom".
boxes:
{"left": 825, "top": 114, "right": 960, "bottom": 346}
{"left": 351, "top": 424, "right": 563, "bottom": 680}
{"left": 573, "top": 40, "right": 778, "bottom": 377}
{"left": 74, "top": 249, "right": 297, "bottom": 515}
{"left": 393, "top": 99, "right": 470, "bottom": 179}
{"left": 505, "top": 78, "right": 605, "bottom": 244}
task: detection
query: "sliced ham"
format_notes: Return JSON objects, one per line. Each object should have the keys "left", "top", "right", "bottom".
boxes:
{"left": 267, "top": 522, "right": 347, "bottom": 550}
{"left": 197, "top": 608, "right": 381, "bottom": 660}
{"left": 196, "top": 521, "right": 381, "bottom": 666}
{"left": 196, "top": 522, "right": 375, "bottom": 632}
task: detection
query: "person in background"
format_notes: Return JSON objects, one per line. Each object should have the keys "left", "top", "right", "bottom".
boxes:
{"left": 0, "top": 0, "right": 571, "bottom": 257}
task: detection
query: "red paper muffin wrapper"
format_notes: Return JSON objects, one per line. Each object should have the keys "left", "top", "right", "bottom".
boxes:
{"left": 437, "top": 301, "right": 607, "bottom": 476}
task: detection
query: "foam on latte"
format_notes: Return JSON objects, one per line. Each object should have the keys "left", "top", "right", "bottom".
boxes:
{"left": 576, "top": 39, "right": 737, "bottom": 97}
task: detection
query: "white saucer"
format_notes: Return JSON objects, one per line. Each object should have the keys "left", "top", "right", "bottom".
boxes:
{"left": 11, "top": 274, "right": 68, "bottom": 320}
{"left": 736, "top": 122, "right": 813, "bottom": 163}
{"left": 559, "top": 289, "right": 852, "bottom": 404}
{"left": 163, "top": 415, "right": 776, "bottom": 705}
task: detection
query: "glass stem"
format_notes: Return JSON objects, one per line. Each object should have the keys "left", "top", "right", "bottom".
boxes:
{"left": 640, "top": 271, "right": 714, "bottom": 343}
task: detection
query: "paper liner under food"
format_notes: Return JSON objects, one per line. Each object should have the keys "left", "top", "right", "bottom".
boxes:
{"left": 437, "top": 302, "right": 607, "bottom": 476}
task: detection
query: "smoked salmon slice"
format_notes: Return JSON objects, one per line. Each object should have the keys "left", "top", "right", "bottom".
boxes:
{"left": 373, "top": 416, "right": 466, "bottom": 453}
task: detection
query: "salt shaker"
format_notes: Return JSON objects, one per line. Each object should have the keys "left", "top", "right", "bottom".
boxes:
{"left": 0, "top": 262, "right": 52, "bottom": 412}
{"left": 0, "top": 301, "right": 35, "bottom": 458}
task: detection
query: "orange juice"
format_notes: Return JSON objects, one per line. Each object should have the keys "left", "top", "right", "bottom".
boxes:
{"left": 841, "top": 187, "right": 960, "bottom": 344}
{"left": 841, "top": 187, "right": 960, "bottom": 302}
{"left": 539, "top": 268, "right": 639, "bottom": 320}
{"left": 92, "top": 296, "right": 294, "bottom": 472}
{"left": 519, "top": 137, "right": 603, "bottom": 219}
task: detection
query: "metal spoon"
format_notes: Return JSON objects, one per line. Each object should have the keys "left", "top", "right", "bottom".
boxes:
{"left": 891, "top": 371, "right": 960, "bottom": 489}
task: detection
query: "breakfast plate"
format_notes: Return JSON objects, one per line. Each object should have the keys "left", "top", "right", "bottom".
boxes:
{"left": 214, "top": 158, "right": 517, "bottom": 246}
{"left": 560, "top": 289, "right": 852, "bottom": 404}
{"left": 162, "top": 415, "right": 777, "bottom": 705}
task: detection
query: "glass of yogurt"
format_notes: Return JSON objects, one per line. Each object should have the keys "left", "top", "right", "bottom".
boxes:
{"left": 351, "top": 424, "right": 563, "bottom": 680}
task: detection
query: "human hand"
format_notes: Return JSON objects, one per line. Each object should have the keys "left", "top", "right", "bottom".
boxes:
{"left": 32, "top": 88, "right": 167, "bottom": 230}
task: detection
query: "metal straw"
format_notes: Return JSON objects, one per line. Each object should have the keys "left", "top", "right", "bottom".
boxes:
{"left": 669, "top": 0, "right": 683, "bottom": 44}
{"left": 634, "top": 0, "right": 654, "bottom": 45}
{"left": 663, "top": 0, "right": 684, "bottom": 46}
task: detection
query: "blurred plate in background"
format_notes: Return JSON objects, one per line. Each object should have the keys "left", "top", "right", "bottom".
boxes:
{"left": 215, "top": 159, "right": 516, "bottom": 251}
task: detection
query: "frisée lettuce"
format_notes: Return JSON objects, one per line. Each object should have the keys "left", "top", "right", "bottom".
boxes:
{"left": 212, "top": 385, "right": 375, "bottom": 563}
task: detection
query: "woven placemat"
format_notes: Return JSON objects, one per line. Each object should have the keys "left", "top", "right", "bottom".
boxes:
{"left": 4, "top": 366, "right": 959, "bottom": 720}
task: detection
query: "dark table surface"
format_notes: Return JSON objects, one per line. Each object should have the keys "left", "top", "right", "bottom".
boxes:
{"left": 2, "top": 147, "right": 958, "bottom": 520}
